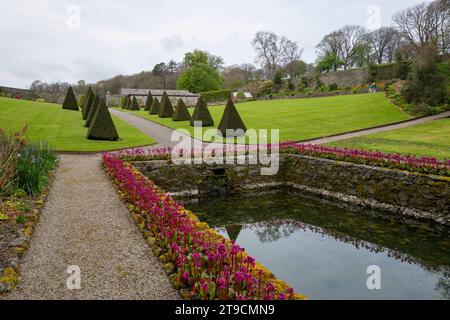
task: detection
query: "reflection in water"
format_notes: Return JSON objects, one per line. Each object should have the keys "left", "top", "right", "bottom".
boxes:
{"left": 186, "top": 192, "right": 450, "bottom": 300}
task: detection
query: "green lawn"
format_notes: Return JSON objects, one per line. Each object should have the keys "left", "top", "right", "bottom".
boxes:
{"left": 123, "top": 93, "right": 411, "bottom": 143}
{"left": 326, "top": 118, "right": 450, "bottom": 160}
{"left": 0, "top": 97, "right": 155, "bottom": 152}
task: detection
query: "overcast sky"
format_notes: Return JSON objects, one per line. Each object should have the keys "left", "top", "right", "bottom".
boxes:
{"left": 0, "top": 0, "right": 431, "bottom": 88}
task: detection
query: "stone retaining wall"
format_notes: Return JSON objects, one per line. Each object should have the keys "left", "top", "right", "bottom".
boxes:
{"left": 132, "top": 154, "right": 450, "bottom": 226}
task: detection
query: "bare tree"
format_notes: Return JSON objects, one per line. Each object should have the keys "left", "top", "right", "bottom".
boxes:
{"left": 339, "top": 25, "right": 368, "bottom": 69}
{"left": 282, "top": 39, "right": 304, "bottom": 65}
{"left": 369, "top": 27, "right": 400, "bottom": 64}
{"left": 316, "top": 31, "right": 344, "bottom": 71}
{"left": 251, "top": 31, "right": 303, "bottom": 79}
{"left": 251, "top": 31, "right": 285, "bottom": 79}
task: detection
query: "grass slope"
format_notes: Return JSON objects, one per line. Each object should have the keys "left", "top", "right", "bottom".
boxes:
{"left": 326, "top": 118, "right": 450, "bottom": 160}
{"left": 124, "top": 93, "right": 411, "bottom": 142}
{"left": 0, "top": 97, "right": 155, "bottom": 152}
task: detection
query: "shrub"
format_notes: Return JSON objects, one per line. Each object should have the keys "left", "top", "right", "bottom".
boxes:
{"left": 130, "top": 96, "right": 140, "bottom": 111}
{"left": 83, "top": 92, "right": 95, "bottom": 120}
{"left": 87, "top": 98, "right": 119, "bottom": 141}
{"left": 81, "top": 87, "right": 93, "bottom": 115}
{"left": 144, "top": 91, "right": 153, "bottom": 111}
{"left": 328, "top": 83, "right": 339, "bottom": 91}
{"left": 119, "top": 96, "right": 126, "bottom": 109}
{"left": 159, "top": 92, "right": 174, "bottom": 118}
{"left": 190, "top": 97, "right": 214, "bottom": 127}
{"left": 62, "top": 86, "right": 79, "bottom": 111}
{"left": 17, "top": 140, "right": 57, "bottom": 195}
{"left": 411, "top": 103, "right": 433, "bottom": 116}
{"left": 149, "top": 97, "right": 160, "bottom": 115}
{"left": 200, "top": 89, "right": 232, "bottom": 103}
{"left": 217, "top": 97, "right": 247, "bottom": 137}
{"left": 172, "top": 99, "right": 191, "bottom": 121}
{"left": 401, "top": 45, "right": 448, "bottom": 106}
{"left": 85, "top": 95, "right": 100, "bottom": 128}
{"left": 0, "top": 128, "right": 23, "bottom": 195}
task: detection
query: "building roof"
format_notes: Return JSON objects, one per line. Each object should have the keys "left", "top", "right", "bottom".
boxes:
{"left": 121, "top": 88, "right": 198, "bottom": 97}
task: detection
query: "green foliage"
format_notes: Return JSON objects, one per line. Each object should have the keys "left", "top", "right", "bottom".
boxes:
{"left": 176, "top": 50, "right": 224, "bottom": 93}
{"left": 144, "top": 91, "right": 153, "bottom": 111}
{"left": 81, "top": 87, "right": 93, "bottom": 114}
{"left": 149, "top": 97, "right": 160, "bottom": 115}
{"left": 395, "top": 51, "right": 410, "bottom": 80}
{"left": 120, "top": 96, "right": 126, "bottom": 109}
{"left": 273, "top": 70, "right": 284, "bottom": 86}
{"left": 83, "top": 91, "right": 95, "bottom": 120}
{"left": 328, "top": 83, "right": 339, "bottom": 91}
{"left": 79, "top": 95, "right": 87, "bottom": 110}
{"left": 401, "top": 45, "right": 448, "bottom": 107}
{"left": 190, "top": 97, "right": 214, "bottom": 127}
{"left": 130, "top": 96, "right": 140, "bottom": 110}
{"left": 172, "top": 99, "right": 191, "bottom": 121}
{"left": 367, "top": 63, "right": 399, "bottom": 82}
{"left": 87, "top": 98, "right": 119, "bottom": 141}
{"left": 200, "top": 89, "right": 232, "bottom": 103}
{"left": 85, "top": 95, "right": 100, "bottom": 128}
{"left": 62, "top": 86, "right": 79, "bottom": 111}
{"left": 217, "top": 97, "right": 247, "bottom": 137}
{"left": 316, "top": 53, "right": 343, "bottom": 73}
{"left": 17, "top": 140, "right": 57, "bottom": 196}
{"left": 159, "top": 92, "right": 174, "bottom": 118}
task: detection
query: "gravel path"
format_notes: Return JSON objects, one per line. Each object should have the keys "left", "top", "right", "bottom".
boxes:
{"left": 6, "top": 154, "right": 180, "bottom": 300}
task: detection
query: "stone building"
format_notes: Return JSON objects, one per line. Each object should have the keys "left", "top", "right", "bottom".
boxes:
{"left": 120, "top": 89, "right": 199, "bottom": 107}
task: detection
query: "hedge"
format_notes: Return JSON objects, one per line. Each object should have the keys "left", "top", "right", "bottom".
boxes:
{"left": 200, "top": 89, "right": 232, "bottom": 103}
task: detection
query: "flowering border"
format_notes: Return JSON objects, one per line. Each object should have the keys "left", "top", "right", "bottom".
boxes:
{"left": 102, "top": 153, "right": 306, "bottom": 301}
{"left": 113, "top": 143, "right": 450, "bottom": 177}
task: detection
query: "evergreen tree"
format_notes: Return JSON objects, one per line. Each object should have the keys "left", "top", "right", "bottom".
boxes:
{"left": 81, "top": 86, "right": 92, "bottom": 114}
{"left": 149, "top": 97, "right": 160, "bottom": 115}
{"left": 120, "top": 96, "right": 126, "bottom": 109}
{"left": 87, "top": 98, "right": 119, "bottom": 141}
{"left": 62, "top": 86, "right": 79, "bottom": 111}
{"left": 159, "top": 92, "right": 174, "bottom": 118}
{"left": 172, "top": 99, "right": 191, "bottom": 121}
{"left": 190, "top": 96, "right": 214, "bottom": 127}
{"left": 130, "top": 96, "right": 140, "bottom": 110}
{"left": 144, "top": 91, "right": 153, "bottom": 111}
{"left": 85, "top": 95, "right": 100, "bottom": 128}
{"left": 217, "top": 97, "right": 247, "bottom": 137}
{"left": 83, "top": 92, "right": 95, "bottom": 120}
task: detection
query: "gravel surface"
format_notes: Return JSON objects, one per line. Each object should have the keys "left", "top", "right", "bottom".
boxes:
{"left": 5, "top": 154, "right": 180, "bottom": 300}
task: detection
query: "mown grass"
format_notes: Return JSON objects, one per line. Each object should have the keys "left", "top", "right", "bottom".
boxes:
{"left": 123, "top": 93, "right": 411, "bottom": 143}
{"left": 0, "top": 97, "right": 155, "bottom": 152}
{"left": 326, "top": 118, "right": 450, "bottom": 160}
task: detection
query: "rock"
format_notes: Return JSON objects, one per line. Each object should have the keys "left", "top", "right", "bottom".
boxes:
{"left": 9, "top": 237, "right": 28, "bottom": 248}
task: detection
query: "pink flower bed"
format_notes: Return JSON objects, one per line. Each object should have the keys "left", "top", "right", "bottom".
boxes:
{"left": 102, "top": 153, "right": 305, "bottom": 301}
{"left": 280, "top": 142, "right": 450, "bottom": 176}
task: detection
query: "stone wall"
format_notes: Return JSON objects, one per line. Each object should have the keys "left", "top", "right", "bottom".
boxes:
{"left": 132, "top": 155, "right": 450, "bottom": 226}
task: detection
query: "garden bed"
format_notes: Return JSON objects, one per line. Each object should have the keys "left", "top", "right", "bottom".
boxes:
{"left": 0, "top": 127, "right": 58, "bottom": 295}
{"left": 102, "top": 153, "right": 307, "bottom": 301}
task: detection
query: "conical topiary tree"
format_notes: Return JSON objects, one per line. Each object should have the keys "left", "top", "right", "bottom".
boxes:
{"left": 87, "top": 98, "right": 119, "bottom": 141}
{"left": 190, "top": 96, "right": 214, "bottom": 127}
{"left": 62, "top": 86, "right": 79, "bottom": 111}
{"left": 149, "top": 97, "right": 160, "bottom": 115}
{"left": 120, "top": 96, "right": 126, "bottom": 109}
{"left": 159, "top": 92, "right": 174, "bottom": 118}
{"left": 124, "top": 96, "right": 130, "bottom": 109}
{"left": 217, "top": 97, "right": 247, "bottom": 137}
{"left": 130, "top": 96, "right": 140, "bottom": 110}
{"left": 83, "top": 92, "right": 96, "bottom": 120}
{"left": 144, "top": 91, "right": 153, "bottom": 111}
{"left": 172, "top": 99, "right": 191, "bottom": 121}
{"left": 85, "top": 94, "right": 100, "bottom": 128}
{"left": 81, "top": 86, "right": 92, "bottom": 114}
{"left": 79, "top": 95, "right": 87, "bottom": 111}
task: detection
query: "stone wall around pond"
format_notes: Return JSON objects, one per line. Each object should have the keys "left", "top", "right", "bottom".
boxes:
{"left": 132, "top": 154, "right": 450, "bottom": 226}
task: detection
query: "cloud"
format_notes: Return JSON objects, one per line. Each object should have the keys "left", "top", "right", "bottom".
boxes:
{"left": 160, "top": 34, "right": 184, "bottom": 52}
{"left": 0, "top": 0, "right": 433, "bottom": 88}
